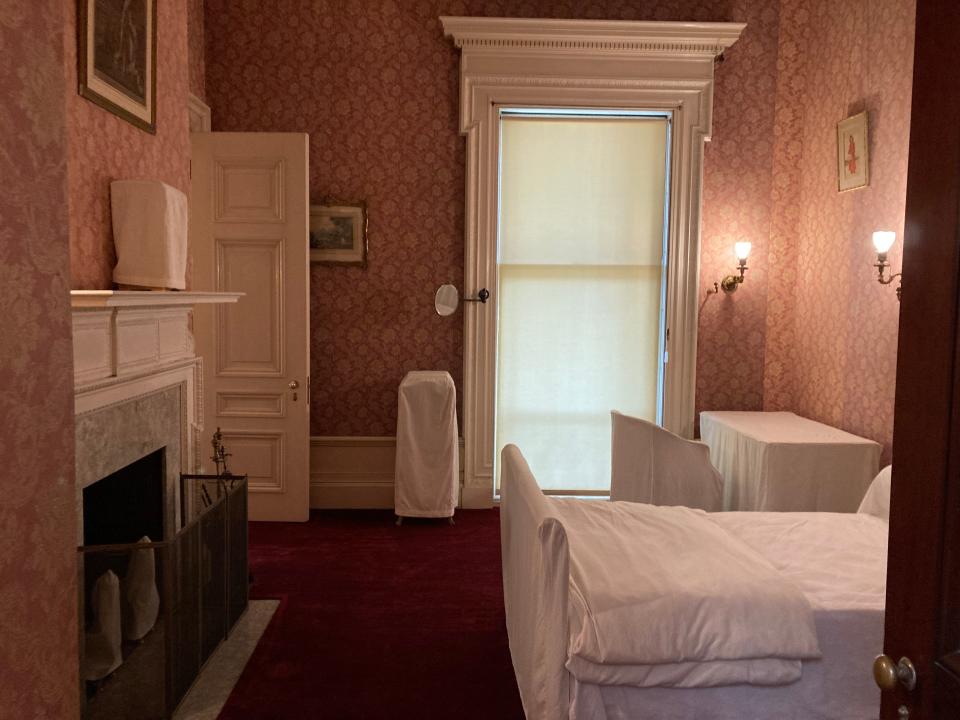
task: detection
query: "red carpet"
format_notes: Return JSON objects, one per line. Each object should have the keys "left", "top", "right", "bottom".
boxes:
{"left": 218, "top": 510, "right": 525, "bottom": 719}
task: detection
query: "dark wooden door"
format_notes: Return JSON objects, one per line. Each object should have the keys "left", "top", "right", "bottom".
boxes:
{"left": 882, "top": 1, "right": 960, "bottom": 717}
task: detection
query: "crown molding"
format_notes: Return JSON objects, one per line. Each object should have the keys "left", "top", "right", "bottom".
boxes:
{"left": 440, "top": 17, "right": 745, "bottom": 56}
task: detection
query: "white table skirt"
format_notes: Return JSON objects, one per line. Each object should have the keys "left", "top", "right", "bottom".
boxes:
{"left": 700, "top": 411, "right": 881, "bottom": 512}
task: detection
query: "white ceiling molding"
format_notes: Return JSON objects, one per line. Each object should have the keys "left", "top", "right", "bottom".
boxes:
{"left": 441, "top": 17, "right": 745, "bottom": 507}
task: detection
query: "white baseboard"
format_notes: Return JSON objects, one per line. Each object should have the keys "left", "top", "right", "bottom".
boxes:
{"left": 310, "top": 436, "right": 465, "bottom": 509}
{"left": 461, "top": 484, "right": 495, "bottom": 509}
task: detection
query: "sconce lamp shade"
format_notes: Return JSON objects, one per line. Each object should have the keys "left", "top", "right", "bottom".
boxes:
{"left": 872, "top": 231, "right": 897, "bottom": 254}
{"left": 734, "top": 241, "right": 752, "bottom": 261}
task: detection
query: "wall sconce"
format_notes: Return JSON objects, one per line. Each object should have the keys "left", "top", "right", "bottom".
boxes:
{"left": 708, "top": 241, "right": 752, "bottom": 294}
{"left": 872, "top": 231, "right": 902, "bottom": 301}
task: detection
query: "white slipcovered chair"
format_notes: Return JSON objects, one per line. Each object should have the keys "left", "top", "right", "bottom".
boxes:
{"left": 610, "top": 410, "right": 723, "bottom": 511}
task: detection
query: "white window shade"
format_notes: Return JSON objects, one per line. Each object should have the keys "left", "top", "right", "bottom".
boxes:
{"left": 499, "top": 118, "right": 667, "bottom": 266}
{"left": 496, "top": 116, "right": 668, "bottom": 493}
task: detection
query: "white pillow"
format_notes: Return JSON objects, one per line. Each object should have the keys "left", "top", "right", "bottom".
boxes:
{"left": 84, "top": 570, "right": 123, "bottom": 681}
{"left": 858, "top": 465, "right": 892, "bottom": 522}
{"left": 122, "top": 536, "right": 160, "bottom": 641}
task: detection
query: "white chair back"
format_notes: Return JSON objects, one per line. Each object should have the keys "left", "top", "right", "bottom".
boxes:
{"left": 610, "top": 411, "right": 723, "bottom": 511}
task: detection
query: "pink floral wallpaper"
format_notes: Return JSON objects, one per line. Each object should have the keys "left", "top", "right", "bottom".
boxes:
{"left": 696, "top": 0, "right": 781, "bottom": 416}
{"left": 0, "top": 0, "right": 79, "bottom": 715}
{"left": 65, "top": 0, "right": 191, "bottom": 289}
{"left": 205, "top": 0, "right": 783, "bottom": 436}
{"left": 761, "top": 0, "right": 811, "bottom": 413}
{"left": 764, "top": 0, "right": 915, "bottom": 462}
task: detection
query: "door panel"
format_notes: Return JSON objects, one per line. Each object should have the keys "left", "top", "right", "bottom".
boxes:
{"left": 882, "top": 1, "right": 960, "bottom": 716}
{"left": 215, "top": 238, "right": 284, "bottom": 376}
{"left": 191, "top": 132, "right": 310, "bottom": 522}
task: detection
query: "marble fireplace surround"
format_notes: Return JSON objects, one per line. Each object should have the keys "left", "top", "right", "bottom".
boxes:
{"left": 72, "top": 291, "right": 240, "bottom": 544}
{"left": 75, "top": 383, "right": 187, "bottom": 543}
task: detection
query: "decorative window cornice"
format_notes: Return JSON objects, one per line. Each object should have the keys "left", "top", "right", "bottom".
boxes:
{"left": 440, "top": 17, "right": 745, "bottom": 58}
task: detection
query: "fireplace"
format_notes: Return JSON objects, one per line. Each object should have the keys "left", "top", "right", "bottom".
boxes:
{"left": 83, "top": 448, "right": 166, "bottom": 546}
{"left": 71, "top": 290, "right": 245, "bottom": 719}
{"left": 79, "top": 462, "right": 248, "bottom": 719}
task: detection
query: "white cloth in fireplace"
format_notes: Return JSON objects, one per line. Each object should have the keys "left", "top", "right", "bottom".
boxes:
{"left": 83, "top": 570, "right": 123, "bottom": 681}
{"left": 394, "top": 371, "right": 459, "bottom": 518}
{"left": 122, "top": 536, "right": 160, "bottom": 641}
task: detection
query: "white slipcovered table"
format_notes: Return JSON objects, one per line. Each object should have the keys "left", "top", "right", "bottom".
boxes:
{"left": 394, "top": 371, "right": 459, "bottom": 519}
{"left": 700, "top": 411, "right": 881, "bottom": 512}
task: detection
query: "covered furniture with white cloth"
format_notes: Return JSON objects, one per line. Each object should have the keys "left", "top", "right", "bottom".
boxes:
{"left": 110, "top": 180, "right": 188, "bottom": 290}
{"left": 700, "top": 411, "right": 881, "bottom": 512}
{"left": 500, "top": 444, "right": 888, "bottom": 720}
{"left": 394, "top": 371, "right": 459, "bottom": 520}
{"left": 610, "top": 410, "right": 723, "bottom": 510}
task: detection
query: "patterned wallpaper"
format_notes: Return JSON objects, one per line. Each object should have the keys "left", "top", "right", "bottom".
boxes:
{"left": 0, "top": 0, "right": 79, "bottom": 715}
{"left": 65, "top": 0, "right": 191, "bottom": 289}
{"left": 696, "top": 0, "right": 781, "bottom": 416}
{"left": 764, "top": 0, "right": 915, "bottom": 462}
{"left": 205, "top": 0, "right": 782, "bottom": 436}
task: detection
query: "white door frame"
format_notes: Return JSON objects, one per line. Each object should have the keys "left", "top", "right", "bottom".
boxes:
{"left": 441, "top": 17, "right": 745, "bottom": 508}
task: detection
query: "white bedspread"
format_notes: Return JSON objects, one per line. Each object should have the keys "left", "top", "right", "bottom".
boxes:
{"left": 555, "top": 499, "right": 821, "bottom": 688}
{"left": 570, "top": 510, "right": 888, "bottom": 720}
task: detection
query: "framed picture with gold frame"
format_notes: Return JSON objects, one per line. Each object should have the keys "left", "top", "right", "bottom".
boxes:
{"left": 309, "top": 203, "right": 368, "bottom": 267}
{"left": 837, "top": 111, "right": 869, "bottom": 192}
{"left": 78, "top": 0, "right": 157, "bottom": 134}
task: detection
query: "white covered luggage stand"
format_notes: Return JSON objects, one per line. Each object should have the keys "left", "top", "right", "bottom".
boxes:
{"left": 394, "top": 371, "right": 459, "bottom": 525}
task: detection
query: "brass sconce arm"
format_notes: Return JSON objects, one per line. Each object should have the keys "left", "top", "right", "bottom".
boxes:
{"left": 708, "top": 258, "right": 748, "bottom": 295}
{"left": 875, "top": 253, "right": 902, "bottom": 301}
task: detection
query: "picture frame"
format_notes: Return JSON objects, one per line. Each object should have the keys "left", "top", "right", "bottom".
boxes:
{"left": 837, "top": 111, "right": 869, "bottom": 192}
{"left": 78, "top": 0, "right": 157, "bottom": 134}
{"left": 309, "top": 203, "right": 368, "bottom": 267}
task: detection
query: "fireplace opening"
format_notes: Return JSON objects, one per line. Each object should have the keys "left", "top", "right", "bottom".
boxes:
{"left": 83, "top": 448, "right": 165, "bottom": 546}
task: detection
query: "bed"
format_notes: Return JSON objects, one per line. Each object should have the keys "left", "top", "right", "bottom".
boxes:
{"left": 500, "top": 444, "right": 888, "bottom": 720}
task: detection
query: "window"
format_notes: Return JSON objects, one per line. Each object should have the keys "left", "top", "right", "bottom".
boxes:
{"left": 496, "top": 112, "right": 669, "bottom": 493}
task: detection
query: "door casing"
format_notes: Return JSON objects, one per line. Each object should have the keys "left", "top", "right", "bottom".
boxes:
{"left": 442, "top": 17, "right": 745, "bottom": 507}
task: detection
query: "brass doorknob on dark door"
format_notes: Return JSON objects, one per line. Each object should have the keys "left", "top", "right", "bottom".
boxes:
{"left": 288, "top": 380, "right": 299, "bottom": 389}
{"left": 873, "top": 655, "right": 917, "bottom": 692}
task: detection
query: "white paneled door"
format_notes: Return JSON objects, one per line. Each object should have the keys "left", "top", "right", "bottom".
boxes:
{"left": 190, "top": 133, "right": 310, "bottom": 522}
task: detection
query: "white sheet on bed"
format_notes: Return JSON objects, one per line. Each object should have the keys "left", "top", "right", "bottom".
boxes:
{"left": 555, "top": 499, "right": 821, "bottom": 688}
{"left": 569, "top": 510, "right": 888, "bottom": 720}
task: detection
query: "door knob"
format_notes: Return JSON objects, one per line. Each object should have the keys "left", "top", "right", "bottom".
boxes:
{"left": 288, "top": 380, "right": 299, "bottom": 390}
{"left": 873, "top": 655, "right": 917, "bottom": 692}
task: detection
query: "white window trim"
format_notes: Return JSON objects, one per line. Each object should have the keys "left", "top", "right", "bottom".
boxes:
{"left": 441, "top": 17, "right": 745, "bottom": 508}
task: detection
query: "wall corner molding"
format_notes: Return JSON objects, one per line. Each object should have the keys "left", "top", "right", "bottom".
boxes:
{"left": 188, "top": 92, "right": 212, "bottom": 133}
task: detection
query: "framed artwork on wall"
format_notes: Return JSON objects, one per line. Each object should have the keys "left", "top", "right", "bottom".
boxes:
{"left": 309, "top": 203, "right": 368, "bottom": 266}
{"left": 78, "top": 0, "right": 157, "bottom": 134}
{"left": 837, "top": 111, "right": 869, "bottom": 192}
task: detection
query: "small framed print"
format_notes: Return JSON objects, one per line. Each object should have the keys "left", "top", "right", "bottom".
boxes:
{"left": 837, "top": 112, "right": 869, "bottom": 192}
{"left": 78, "top": 0, "right": 157, "bottom": 134}
{"left": 309, "top": 203, "right": 368, "bottom": 266}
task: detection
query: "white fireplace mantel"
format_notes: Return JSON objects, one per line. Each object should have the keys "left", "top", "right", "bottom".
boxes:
{"left": 71, "top": 290, "right": 243, "bottom": 309}
{"left": 71, "top": 290, "right": 242, "bottom": 542}
{"left": 70, "top": 290, "right": 240, "bottom": 388}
